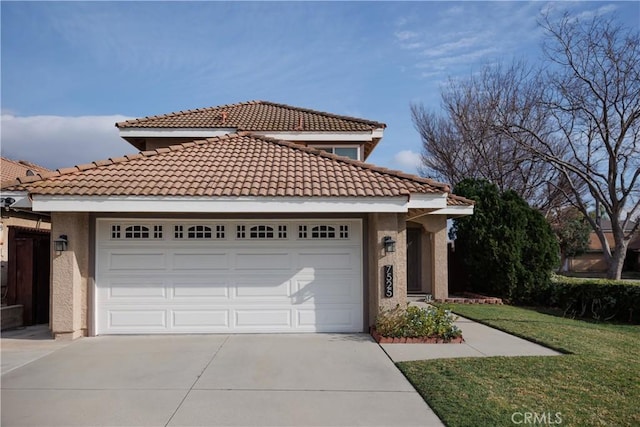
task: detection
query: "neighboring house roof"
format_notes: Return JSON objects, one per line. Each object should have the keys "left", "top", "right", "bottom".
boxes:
{"left": 115, "top": 100, "right": 386, "bottom": 132}
{"left": 3, "top": 133, "right": 471, "bottom": 206}
{"left": 595, "top": 219, "right": 637, "bottom": 233}
{"left": 1, "top": 157, "right": 50, "bottom": 185}
{"left": 586, "top": 223, "right": 640, "bottom": 252}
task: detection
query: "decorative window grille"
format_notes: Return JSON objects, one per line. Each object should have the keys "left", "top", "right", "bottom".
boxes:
{"left": 250, "top": 225, "right": 275, "bottom": 239}
{"left": 236, "top": 225, "right": 246, "bottom": 239}
{"left": 278, "top": 225, "right": 287, "bottom": 239}
{"left": 188, "top": 225, "right": 212, "bottom": 239}
{"left": 298, "top": 225, "right": 307, "bottom": 239}
{"left": 311, "top": 225, "right": 336, "bottom": 239}
{"left": 174, "top": 225, "right": 183, "bottom": 239}
{"left": 339, "top": 225, "right": 349, "bottom": 239}
{"left": 153, "top": 225, "right": 163, "bottom": 239}
{"left": 111, "top": 225, "right": 121, "bottom": 239}
{"left": 215, "top": 225, "right": 225, "bottom": 239}
{"left": 124, "top": 225, "right": 150, "bottom": 239}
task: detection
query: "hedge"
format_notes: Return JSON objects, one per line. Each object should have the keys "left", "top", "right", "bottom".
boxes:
{"left": 534, "top": 276, "right": 640, "bottom": 323}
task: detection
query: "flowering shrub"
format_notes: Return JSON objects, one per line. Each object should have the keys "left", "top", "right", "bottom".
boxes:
{"left": 375, "top": 304, "right": 462, "bottom": 339}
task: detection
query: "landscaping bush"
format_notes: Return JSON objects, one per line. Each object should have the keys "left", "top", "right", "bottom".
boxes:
{"left": 539, "top": 275, "right": 640, "bottom": 323}
{"left": 375, "top": 304, "right": 462, "bottom": 339}
{"left": 450, "top": 179, "right": 559, "bottom": 303}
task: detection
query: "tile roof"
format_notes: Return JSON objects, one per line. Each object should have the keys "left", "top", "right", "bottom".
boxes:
{"left": 115, "top": 100, "right": 386, "bottom": 132}
{"left": 3, "top": 133, "right": 471, "bottom": 206}
{"left": 1, "top": 157, "right": 51, "bottom": 186}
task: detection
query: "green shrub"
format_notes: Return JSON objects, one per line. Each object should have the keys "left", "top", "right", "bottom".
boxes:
{"left": 375, "top": 304, "right": 462, "bottom": 339}
{"left": 537, "top": 275, "right": 640, "bottom": 323}
{"left": 451, "top": 179, "right": 559, "bottom": 303}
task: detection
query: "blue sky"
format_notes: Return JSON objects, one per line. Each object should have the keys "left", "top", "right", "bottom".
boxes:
{"left": 2, "top": 1, "right": 638, "bottom": 173}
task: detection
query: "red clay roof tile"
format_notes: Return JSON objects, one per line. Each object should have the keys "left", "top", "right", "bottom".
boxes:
{"left": 115, "top": 100, "right": 386, "bottom": 132}
{"left": 2, "top": 133, "right": 472, "bottom": 206}
{"left": 1, "top": 157, "right": 51, "bottom": 185}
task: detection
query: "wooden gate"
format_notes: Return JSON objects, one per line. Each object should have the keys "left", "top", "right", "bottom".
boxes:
{"left": 6, "top": 227, "right": 50, "bottom": 325}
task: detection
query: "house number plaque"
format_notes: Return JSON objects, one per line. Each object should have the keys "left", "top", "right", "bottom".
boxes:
{"left": 384, "top": 265, "right": 393, "bottom": 298}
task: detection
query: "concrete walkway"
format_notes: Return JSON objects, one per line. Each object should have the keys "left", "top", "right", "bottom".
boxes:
{"left": 381, "top": 302, "right": 562, "bottom": 362}
{"left": 1, "top": 333, "right": 444, "bottom": 427}
{"left": 1, "top": 324, "right": 72, "bottom": 375}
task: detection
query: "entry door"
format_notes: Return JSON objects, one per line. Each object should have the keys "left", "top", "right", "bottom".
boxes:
{"left": 407, "top": 228, "right": 422, "bottom": 292}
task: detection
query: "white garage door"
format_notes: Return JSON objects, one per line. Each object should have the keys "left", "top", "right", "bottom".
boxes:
{"left": 95, "top": 219, "right": 363, "bottom": 334}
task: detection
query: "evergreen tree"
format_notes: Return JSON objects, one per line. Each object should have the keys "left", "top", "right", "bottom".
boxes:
{"left": 451, "top": 179, "right": 559, "bottom": 303}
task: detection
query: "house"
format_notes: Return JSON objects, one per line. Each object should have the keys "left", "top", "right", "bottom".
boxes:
{"left": 567, "top": 219, "right": 640, "bottom": 273}
{"left": 1, "top": 100, "right": 473, "bottom": 339}
{"left": 1, "top": 157, "right": 52, "bottom": 328}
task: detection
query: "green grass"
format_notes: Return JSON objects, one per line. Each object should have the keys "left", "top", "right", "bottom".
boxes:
{"left": 398, "top": 304, "right": 640, "bottom": 427}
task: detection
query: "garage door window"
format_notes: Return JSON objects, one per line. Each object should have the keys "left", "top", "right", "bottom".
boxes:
{"left": 298, "top": 225, "right": 349, "bottom": 239}
{"left": 110, "top": 224, "right": 163, "bottom": 240}
{"left": 173, "top": 225, "right": 226, "bottom": 239}
{"left": 236, "top": 225, "right": 287, "bottom": 239}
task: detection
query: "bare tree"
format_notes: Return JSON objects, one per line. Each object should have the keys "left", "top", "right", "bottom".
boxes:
{"left": 414, "top": 11, "right": 639, "bottom": 279}
{"left": 504, "top": 12, "right": 640, "bottom": 279}
{"left": 412, "top": 62, "right": 571, "bottom": 216}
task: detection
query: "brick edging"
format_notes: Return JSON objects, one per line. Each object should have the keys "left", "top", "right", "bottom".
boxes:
{"left": 370, "top": 327, "right": 465, "bottom": 344}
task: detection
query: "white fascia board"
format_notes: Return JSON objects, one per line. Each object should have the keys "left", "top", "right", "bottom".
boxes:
{"left": 254, "top": 131, "right": 376, "bottom": 142}
{"left": 119, "top": 128, "right": 237, "bottom": 138}
{"left": 31, "top": 195, "right": 409, "bottom": 213}
{"left": 429, "top": 206, "right": 475, "bottom": 217}
{"left": 0, "top": 191, "right": 32, "bottom": 208}
{"left": 371, "top": 128, "right": 384, "bottom": 139}
{"left": 406, "top": 193, "right": 448, "bottom": 209}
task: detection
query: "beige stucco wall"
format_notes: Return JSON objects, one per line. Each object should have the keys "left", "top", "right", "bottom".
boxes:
{"left": 367, "top": 213, "right": 407, "bottom": 326}
{"left": 50, "top": 212, "right": 89, "bottom": 340}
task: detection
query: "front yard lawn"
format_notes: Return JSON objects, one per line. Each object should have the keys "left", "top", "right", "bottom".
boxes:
{"left": 398, "top": 304, "right": 640, "bottom": 427}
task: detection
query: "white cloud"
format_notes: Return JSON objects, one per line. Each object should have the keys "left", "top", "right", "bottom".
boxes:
{"left": 400, "top": 41, "right": 425, "bottom": 50}
{"left": 0, "top": 114, "right": 135, "bottom": 170}
{"left": 394, "top": 30, "right": 419, "bottom": 41}
{"left": 421, "top": 36, "right": 484, "bottom": 57}
{"left": 576, "top": 4, "right": 618, "bottom": 21}
{"left": 393, "top": 150, "right": 422, "bottom": 174}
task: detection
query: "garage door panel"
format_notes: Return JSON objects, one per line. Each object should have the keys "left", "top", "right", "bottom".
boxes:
{"left": 171, "top": 310, "right": 229, "bottom": 328}
{"left": 235, "top": 253, "right": 290, "bottom": 270}
{"left": 172, "top": 252, "right": 230, "bottom": 270}
{"left": 235, "top": 310, "right": 292, "bottom": 328}
{"left": 172, "top": 279, "right": 230, "bottom": 298}
{"left": 108, "top": 309, "right": 167, "bottom": 328}
{"left": 96, "top": 220, "right": 363, "bottom": 334}
{"left": 294, "top": 277, "right": 357, "bottom": 301}
{"left": 108, "top": 252, "right": 166, "bottom": 270}
{"left": 234, "top": 277, "right": 292, "bottom": 298}
{"left": 297, "top": 251, "right": 356, "bottom": 270}
{"left": 108, "top": 280, "right": 167, "bottom": 299}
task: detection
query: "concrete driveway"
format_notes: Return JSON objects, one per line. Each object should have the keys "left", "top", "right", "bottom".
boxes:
{"left": 1, "top": 333, "right": 443, "bottom": 427}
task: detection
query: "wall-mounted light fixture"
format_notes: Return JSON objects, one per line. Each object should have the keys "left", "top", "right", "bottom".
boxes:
{"left": 383, "top": 236, "right": 396, "bottom": 254}
{"left": 1, "top": 197, "right": 15, "bottom": 210}
{"left": 54, "top": 235, "right": 68, "bottom": 253}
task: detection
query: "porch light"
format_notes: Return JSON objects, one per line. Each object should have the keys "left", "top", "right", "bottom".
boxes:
{"left": 54, "top": 235, "right": 68, "bottom": 253}
{"left": 1, "top": 197, "right": 15, "bottom": 210}
{"left": 383, "top": 236, "right": 396, "bottom": 254}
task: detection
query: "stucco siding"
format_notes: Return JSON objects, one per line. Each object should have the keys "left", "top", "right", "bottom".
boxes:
{"left": 51, "top": 212, "right": 89, "bottom": 339}
{"left": 367, "top": 213, "right": 407, "bottom": 327}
